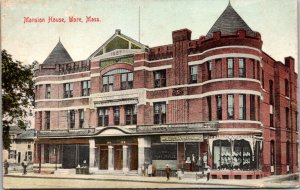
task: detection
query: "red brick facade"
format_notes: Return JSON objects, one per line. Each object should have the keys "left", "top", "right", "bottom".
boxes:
{"left": 33, "top": 4, "right": 298, "bottom": 178}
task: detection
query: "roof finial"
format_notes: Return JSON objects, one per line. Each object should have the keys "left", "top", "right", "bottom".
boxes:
{"left": 228, "top": 0, "right": 231, "bottom": 6}
{"left": 59, "top": 36, "right": 61, "bottom": 42}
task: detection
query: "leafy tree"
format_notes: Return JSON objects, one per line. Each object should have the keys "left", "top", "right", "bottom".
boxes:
{"left": 2, "top": 50, "right": 34, "bottom": 149}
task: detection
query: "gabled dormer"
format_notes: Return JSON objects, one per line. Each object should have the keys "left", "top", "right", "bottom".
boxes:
{"left": 88, "top": 29, "right": 148, "bottom": 61}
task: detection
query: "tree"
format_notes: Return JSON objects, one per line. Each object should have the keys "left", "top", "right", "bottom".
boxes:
{"left": 2, "top": 50, "right": 34, "bottom": 149}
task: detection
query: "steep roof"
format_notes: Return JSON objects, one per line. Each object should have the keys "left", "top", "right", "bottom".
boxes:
{"left": 43, "top": 40, "right": 73, "bottom": 64}
{"left": 206, "top": 2, "right": 256, "bottom": 38}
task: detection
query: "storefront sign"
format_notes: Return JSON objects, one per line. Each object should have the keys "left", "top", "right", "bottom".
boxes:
{"left": 160, "top": 134, "right": 203, "bottom": 142}
{"left": 137, "top": 122, "right": 218, "bottom": 133}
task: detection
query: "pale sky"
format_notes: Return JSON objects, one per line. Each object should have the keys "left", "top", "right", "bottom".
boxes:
{"left": 1, "top": 0, "right": 298, "bottom": 72}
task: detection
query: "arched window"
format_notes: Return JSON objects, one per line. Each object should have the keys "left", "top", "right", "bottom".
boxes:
{"left": 102, "top": 68, "right": 132, "bottom": 92}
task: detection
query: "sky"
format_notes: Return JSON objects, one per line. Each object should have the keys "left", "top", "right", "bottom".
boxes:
{"left": 1, "top": 0, "right": 298, "bottom": 72}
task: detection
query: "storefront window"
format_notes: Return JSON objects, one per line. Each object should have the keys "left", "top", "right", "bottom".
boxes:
{"left": 212, "top": 139, "right": 255, "bottom": 171}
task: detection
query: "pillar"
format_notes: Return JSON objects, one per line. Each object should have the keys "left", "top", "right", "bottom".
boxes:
{"left": 138, "top": 137, "right": 151, "bottom": 175}
{"left": 89, "top": 139, "right": 96, "bottom": 167}
{"left": 120, "top": 105, "right": 125, "bottom": 125}
{"left": 122, "top": 145, "right": 129, "bottom": 173}
{"left": 108, "top": 145, "right": 114, "bottom": 171}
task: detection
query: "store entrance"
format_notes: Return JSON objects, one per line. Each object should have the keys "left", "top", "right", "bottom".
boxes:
{"left": 99, "top": 146, "right": 108, "bottom": 170}
{"left": 184, "top": 142, "right": 199, "bottom": 172}
{"left": 129, "top": 145, "right": 138, "bottom": 170}
{"left": 114, "top": 145, "right": 123, "bottom": 170}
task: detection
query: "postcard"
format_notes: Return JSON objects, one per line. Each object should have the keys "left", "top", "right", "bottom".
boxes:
{"left": 2, "top": 0, "right": 299, "bottom": 189}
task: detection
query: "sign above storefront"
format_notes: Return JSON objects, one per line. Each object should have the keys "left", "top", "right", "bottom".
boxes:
{"left": 160, "top": 134, "right": 203, "bottom": 142}
{"left": 137, "top": 122, "right": 218, "bottom": 133}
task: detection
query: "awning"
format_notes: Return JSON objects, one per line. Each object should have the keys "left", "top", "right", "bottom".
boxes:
{"left": 208, "top": 135, "right": 262, "bottom": 154}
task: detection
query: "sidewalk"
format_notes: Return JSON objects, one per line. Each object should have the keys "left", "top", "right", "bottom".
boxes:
{"left": 5, "top": 172, "right": 300, "bottom": 188}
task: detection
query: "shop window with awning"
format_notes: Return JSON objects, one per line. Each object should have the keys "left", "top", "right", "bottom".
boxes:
{"left": 209, "top": 136, "right": 262, "bottom": 171}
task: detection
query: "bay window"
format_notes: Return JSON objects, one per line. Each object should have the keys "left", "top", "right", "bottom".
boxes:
{"left": 212, "top": 139, "right": 254, "bottom": 171}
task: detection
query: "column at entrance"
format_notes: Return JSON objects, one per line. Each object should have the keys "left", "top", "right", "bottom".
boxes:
{"left": 138, "top": 137, "right": 151, "bottom": 175}
{"left": 108, "top": 145, "right": 114, "bottom": 171}
{"left": 89, "top": 139, "right": 96, "bottom": 168}
{"left": 123, "top": 145, "right": 128, "bottom": 173}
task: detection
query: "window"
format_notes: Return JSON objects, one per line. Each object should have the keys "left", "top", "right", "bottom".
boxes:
{"left": 285, "top": 79, "right": 289, "bottom": 97}
{"left": 102, "top": 75, "right": 114, "bottom": 92}
{"left": 212, "top": 139, "right": 253, "bottom": 170}
{"left": 269, "top": 80, "right": 274, "bottom": 105}
{"left": 81, "top": 80, "right": 91, "bottom": 96}
{"left": 45, "top": 111, "right": 50, "bottom": 130}
{"left": 262, "top": 70, "right": 265, "bottom": 89}
{"left": 252, "top": 60, "right": 255, "bottom": 78}
{"left": 257, "top": 61, "right": 260, "bottom": 80}
{"left": 227, "top": 95, "right": 234, "bottom": 119}
{"left": 79, "top": 109, "right": 84, "bottom": 128}
{"left": 154, "top": 102, "right": 166, "bottom": 124}
{"left": 296, "top": 112, "right": 298, "bottom": 131}
{"left": 270, "top": 141, "right": 275, "bottom": 166}
{"left": 121, "top": 72, "right": 133, "bottom": 90}
{"left": 239, "top": 94, "right": 246, "bottom": 120}
{"left": 207, "top": 96, "right": 212, "bottom": 120}
{"left": 286, "top": 107, "right": 290, "bottom": 129}
{"left": 207, "top": 61, "right": 212, "bottom": 80}
{"left": 113, "top": 107, "right": 120, "bottom": 125}
{"left": 154, "top": 70, "right": 166, "bottom": 88}
{"left": 286, "top": 141, "right": 290, "bottom": 171}
{"left": 250, "top": 95, "right": 256, "bottom": 120}
{"left": 257, "top": 96, "right": 261, "bottom": 121}
{"left": 239, "top": 58, "right": 246, "bottom": 77}
{"left": 227, "top": 58, "right": 234, "bottom": 78}
{"left": 64, "top": 83, "right": 73, "bottom": 98}
{"left": 125, "top": 105, "right": 137, "bottom": 125}
{"left": 98, "top": 107, "right": 109, "bottom": 127}
{"left": 45, "top": 84, "right": 51, "bottom": 99}
{"left": 39, "top": 111, "right": 42, "bottom": 130}
{"left": 69, "top": 110, "right": 75, "bottom": 129}
{"left": 270, "top": 112, "right": 274, "bottom": 127}
{"left": 216, "top": 95, "right": 222, "bottom": 120}
{"left": 190, "top": 66, "right": 198, "bottom": 83}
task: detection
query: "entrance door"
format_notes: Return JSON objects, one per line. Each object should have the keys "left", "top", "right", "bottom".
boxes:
{"left": 114, "top": 146, "right": 123, "bottom": 170}
{"left": 79, "top": 145, "right": 89, "bottom": 167}
{"left": 100, "top": 146, "right": 108, "bottom": 170}
{"left": 130, "top": 145, "right": 138, "bottom": 170}
{"left": 62, "top": 145, "right": 76, "bottom": 168}
{"left": 18, "top": 152, "right": 21, "bottom": 163}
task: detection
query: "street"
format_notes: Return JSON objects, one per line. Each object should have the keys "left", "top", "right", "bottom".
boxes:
{"left": 3, "top": 173, "right": 299, "bottom": 189}
{"left": 3, "top": 175, "right": 241, "bottom": 189}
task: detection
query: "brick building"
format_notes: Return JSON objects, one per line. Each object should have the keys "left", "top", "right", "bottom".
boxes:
{"left": 33, "top": 3, "right": 298, "bottom": 179}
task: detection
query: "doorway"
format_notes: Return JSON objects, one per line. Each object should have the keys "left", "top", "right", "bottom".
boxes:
{"left": 129, "top": 145, "right": 138, "bottom": 170}
{"left": 99, "top": 146, "right": 108, "bottom": 170}
{"left": 114, "top": 145, "right": 123, "bottom": 170}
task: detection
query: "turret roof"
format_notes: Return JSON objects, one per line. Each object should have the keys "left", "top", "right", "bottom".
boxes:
{"left": 43, "top": 40, "right": 73, "bottom": 64}
{"left": 206, "top": 2, "right": 256, "bottom": 37}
